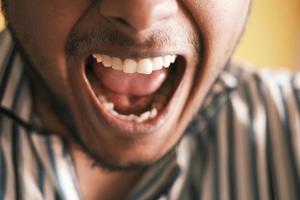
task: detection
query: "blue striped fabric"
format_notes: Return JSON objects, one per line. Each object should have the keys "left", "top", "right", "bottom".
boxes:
{"left": 0, "top": 29, "right": 299, "bottom": 200}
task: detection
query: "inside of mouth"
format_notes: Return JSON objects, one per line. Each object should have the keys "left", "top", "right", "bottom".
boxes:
{"left": 85, "top": 56, "right": 185, "bottom": 122}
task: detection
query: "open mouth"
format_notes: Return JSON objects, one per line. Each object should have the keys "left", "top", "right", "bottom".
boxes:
{"left": 84, "top": 52, "right": 186, "bottom": 129}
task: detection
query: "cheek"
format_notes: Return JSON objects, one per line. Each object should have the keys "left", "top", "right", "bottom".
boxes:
{"left": 185, "top": 0, "right": 250, "bottom": 56}
{"left": 182, "top": 0, "right": 250, "bottom": 83}
{"left": 8, "top": 0, "right": 93, "bottom": 98}
{"left": 9, "top": 0, "right": 91, "bottom": 52}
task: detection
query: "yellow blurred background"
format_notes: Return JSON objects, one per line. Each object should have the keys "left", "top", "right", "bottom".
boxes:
{"left": 0, "top": 1, "right": 299, "bottom": 70}
{"left": 234, "top": 0, "right": 300, "bottom": 70}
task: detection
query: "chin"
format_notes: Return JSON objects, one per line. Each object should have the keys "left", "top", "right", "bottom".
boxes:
{"left": 76, "top": 132, "right": 179, "bottom": 171}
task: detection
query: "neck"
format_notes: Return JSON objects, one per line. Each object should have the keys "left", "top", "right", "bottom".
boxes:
{"left": 72, "top": 146, "right": 142, "bottom": 200}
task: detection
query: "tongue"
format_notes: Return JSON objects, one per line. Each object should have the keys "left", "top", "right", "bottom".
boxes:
{"left": 105, "top": 91, "right": 154, "bottom": 114}
{"left": 91, "top": 62, "right": 168, "bottom": 96}
{"left": 91, "top": 62, "right": 169, "bottom": 114}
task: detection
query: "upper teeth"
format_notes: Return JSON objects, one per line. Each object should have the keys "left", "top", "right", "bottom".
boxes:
{"left": 92, "top": 54, "right": 177, "bottom": 75}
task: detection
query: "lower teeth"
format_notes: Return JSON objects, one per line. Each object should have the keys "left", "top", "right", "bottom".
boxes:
{"left": 97, "top": 81, "right": 172, "bottom": 123}
{"left": 99, "top": 96, "right": 159, "bottom": 123}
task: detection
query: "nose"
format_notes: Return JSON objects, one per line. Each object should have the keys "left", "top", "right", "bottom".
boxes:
{"left": 99, "top": 0, "right": 178, "bottom": 32}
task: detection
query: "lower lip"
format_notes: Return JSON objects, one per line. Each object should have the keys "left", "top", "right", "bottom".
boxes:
{"left": 82, "top": 57, "right": 186, "bottom": 136}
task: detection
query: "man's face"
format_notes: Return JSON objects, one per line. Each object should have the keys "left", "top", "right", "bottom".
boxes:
{"left": 4, "top": 0, "right": 250, "bottom": 169}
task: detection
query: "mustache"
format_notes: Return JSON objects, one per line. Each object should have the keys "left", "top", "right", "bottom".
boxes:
{"left": 66, "top": 25, "right": 200, "bottom": 56}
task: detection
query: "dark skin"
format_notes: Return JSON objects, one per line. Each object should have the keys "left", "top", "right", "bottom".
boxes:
{"left": 3, "top": 0, "right": 250, "bottom": 199}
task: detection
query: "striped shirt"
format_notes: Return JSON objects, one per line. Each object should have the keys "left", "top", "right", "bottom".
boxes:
{"left": 0, "top": 29, "right": 299, "bottom": 200}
